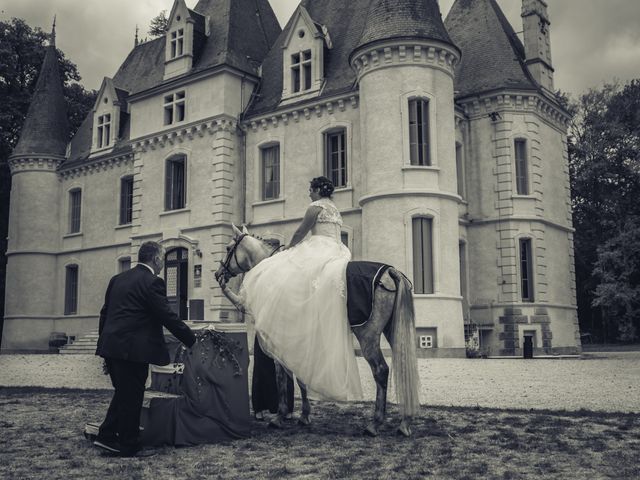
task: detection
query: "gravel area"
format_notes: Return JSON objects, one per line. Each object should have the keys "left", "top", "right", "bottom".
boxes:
{"left": 1, "top": 352, "right": 638, "bottom": 413}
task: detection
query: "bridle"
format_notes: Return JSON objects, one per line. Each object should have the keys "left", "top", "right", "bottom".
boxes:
{"left": 218, "top": 233, "right": 283, "bottom": 280}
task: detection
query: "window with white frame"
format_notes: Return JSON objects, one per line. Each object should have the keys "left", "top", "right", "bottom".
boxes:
{"left": 164, "top": 91, "right": 186, "bottom": 125}
{"left": 291, "top": 50, "right": 312, "bottom": 93}
{"left": 119, "top": 176, "right": 133, "bottom": 225}
{"left": 325, "top": 129, "right": 347, "bottom": 188}
{"left": 64, "top": 265, "right": 78, "bottom": 315}
{"left": 165, "top": 156, "right": 186, "bottom": 211}
{"left": 514, "top": 139, "right": 529, "bottom": 195}
{"left": 261, "top": 145, "right": 280, "bottom": 200}
{"left": 412, "top": 217, "right": 434, "bottom": 294}
{"left": 519, "top": 238, "right": 534, "bottom": 302}
{"left": 409, "top": 99, "right": 430, "bottom": 166}
{"left": 96, "top": 114, "right": 111, "bottom": 148}
{"left": 170, "top": 28, "right": 184, "bottom": 59}
{"left": 68, "top": 189, "right": 82, "bottom": 234}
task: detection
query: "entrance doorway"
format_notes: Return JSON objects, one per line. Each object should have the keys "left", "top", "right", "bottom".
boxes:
{"left": 165, "top": 247, "right": 188, "bottom": 319}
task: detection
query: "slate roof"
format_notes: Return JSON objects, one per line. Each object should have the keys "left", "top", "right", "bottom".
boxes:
{"left": 246, "top": 0, "right": 371, "bottom": 117}
{"left": 11, "top": 44, "right": 69, "bottom": 158}
{"left": 246, "top": 0, "right": 454, "bottom": 117}
{"left": 355, "top": 0, "right": 454, "bottom": 53}
{"left": 64, "top": 0, "right": 281, "bottom": 166}
{"left": 445, "top": 0, "right": 537, "bottom": 98}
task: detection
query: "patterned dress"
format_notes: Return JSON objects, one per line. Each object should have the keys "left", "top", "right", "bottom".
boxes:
{"left": 240, "top": 198, "right": 363, "bottom": 401}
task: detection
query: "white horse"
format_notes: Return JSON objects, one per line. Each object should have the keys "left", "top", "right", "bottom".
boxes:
{"left": 215, "top": 224, "right": 420, "bottom": 436}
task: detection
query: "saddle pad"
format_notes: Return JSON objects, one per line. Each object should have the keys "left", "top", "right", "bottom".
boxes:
{"left": 346, "top": 261, "right": 392, "bottom": 328}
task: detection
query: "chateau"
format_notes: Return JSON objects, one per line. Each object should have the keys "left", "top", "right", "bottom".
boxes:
{"left": 3, "top": 0, "right": 580, "bottom": 356}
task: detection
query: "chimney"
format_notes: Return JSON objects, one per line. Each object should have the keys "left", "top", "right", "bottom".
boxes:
{"left": 521, "top": 0, "right": 554, "bottom": 91}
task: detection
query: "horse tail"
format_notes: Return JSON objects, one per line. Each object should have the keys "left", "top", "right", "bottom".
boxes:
{"left": 388, "top": 268, "right": 420, "bottom": 418}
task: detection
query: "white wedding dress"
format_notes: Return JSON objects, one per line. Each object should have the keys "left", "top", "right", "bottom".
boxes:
{"left": 240, "top": 198, "right": 363, "bottom": 401}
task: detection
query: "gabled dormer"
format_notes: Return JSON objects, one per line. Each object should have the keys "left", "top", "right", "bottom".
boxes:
{"left": 280, "top": 5, "right": 331, "bottom": 104}
{"left": 164, "top": 0, "right": 208, "bottom": 80}
{"left": 91, "top": 77, "right": 128, "bottom": 155}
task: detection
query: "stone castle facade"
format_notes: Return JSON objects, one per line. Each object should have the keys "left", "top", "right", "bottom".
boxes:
{"left": 3, "top": 0, "right": 580, "bottom": 356}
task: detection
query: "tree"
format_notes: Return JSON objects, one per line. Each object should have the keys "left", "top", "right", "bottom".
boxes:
{"left": 149, "top": 10, "right": 169, "bottom": 37}
{"left": 0, "top": 18, "right": 96, "bottom": 345}
{"left": 570, "top": 80, "right": 640, "bottom": 342}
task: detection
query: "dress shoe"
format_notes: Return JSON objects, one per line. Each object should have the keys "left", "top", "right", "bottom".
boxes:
{"left": 120, "top": 447, "right": 158, "bottom": 458}
{"left": 94, "top": 438, "right": 121, "bottom": 454}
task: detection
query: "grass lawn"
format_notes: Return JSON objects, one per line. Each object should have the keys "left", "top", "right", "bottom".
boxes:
{"left": 1, "top": 386, "right": 638, "bottom": 480}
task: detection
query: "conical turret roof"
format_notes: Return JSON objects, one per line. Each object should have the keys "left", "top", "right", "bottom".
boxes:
{"left": 354, "top": 0, "right": 455, "bottom": 53}
{"left": 445, "top": 0, "right": 537, "bottom": 97}
{"left": 11, "top": 37, "right": 69, "bottom": 158}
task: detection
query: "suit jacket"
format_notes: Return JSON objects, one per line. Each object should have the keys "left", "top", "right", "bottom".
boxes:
{"left": 96, "top": 264, "right": 196, "bottom": 365}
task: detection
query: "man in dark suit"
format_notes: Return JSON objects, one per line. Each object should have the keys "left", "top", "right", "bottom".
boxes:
{"left": 94, "top": 241, "right": 196, "bottom": 457}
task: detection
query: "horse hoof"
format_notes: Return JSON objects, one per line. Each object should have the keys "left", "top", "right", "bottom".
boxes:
{"left": 364, "top": 425, "right": 379, "bottom": 437}
{"left": 268, "top": 418, "right": 284, "bottom": 429}
{"left": 298, "top": 416, "right": 311, "bottom": 426}
{"left": 397, "top": 425, "right": 412, "bottom": 437}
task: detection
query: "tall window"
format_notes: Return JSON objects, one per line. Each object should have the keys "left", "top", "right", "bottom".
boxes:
{"left": 261, "top": 145, "right": 280, "bottom": 200}
{"left": 456, "top": 142, "right": 465, "bottom": 197}
{"left": 165, "top": 156, "right": 186, "bottom": 210}
{"left": 119, "top": 176, "right": 133, "bottom": 225}
{"left": 514, "top": 139, "right": 529, "bottom": 195}
{"left": 325, "top": 129, "right": 347, "bottom": 188}
{"left": 412, "top": 217, "right": 434, "bottom": 294}
{"left": 519, "top": 238, "right": 534, "bottom": 302}
{"left": 69, "top": 189, "right": 82, "bottom": 233}
{"left": 64, "top": 265, "right": 78, "bottom": 315}
{"left": 164, "top": 91, "right": 186, "bottom": 125}
{"left": 97, "top": 114, "right": 111, "bottom": 148}
{"left": 170, "top": 28, "right": 184, "bottom": 58}
{"left": 119, "top": 257, "right": 131, "bottom": 273}
{"left": 291, "top": 50, "right": 312, "bottom": 93}
{"left": 409, "top": 99, "right": 430, "bottom": 166}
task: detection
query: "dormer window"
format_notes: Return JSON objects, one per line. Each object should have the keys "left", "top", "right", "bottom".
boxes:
{"left": 164, "top": 91, "right": 186, "bottom": 125}
{"left": 170, "top": 28, "right": 184, "bottom": 58}
{"left": 280, "top": 6, "right": 330, "bottom": 103}
{"left": 97, "top": 114, "right": 111, "bottom": 148}
{"left": 91, "top": 77, "right": 125, "bottom": 154}
{"left": 291, "top": 50, "right": 312, "bottom": 93}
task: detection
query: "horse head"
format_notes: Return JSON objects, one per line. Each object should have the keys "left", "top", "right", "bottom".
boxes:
{"left": 214, "top": 223, "right": 270, "bottom": 284}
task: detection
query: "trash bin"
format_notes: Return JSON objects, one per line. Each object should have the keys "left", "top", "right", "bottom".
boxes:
{"left": 523, "top": 336, "right": 533, "bottom": 359}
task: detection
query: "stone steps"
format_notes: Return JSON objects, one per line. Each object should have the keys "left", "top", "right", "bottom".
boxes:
{"left": 59, "top": 331, "right": 99, "bottom": 354}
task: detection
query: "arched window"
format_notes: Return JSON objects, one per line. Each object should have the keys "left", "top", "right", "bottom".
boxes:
{"left": 68, "top": 188, "right": 82, "bottom": 233}
{"left": 64, "top": 264, "right": 79, "bottom": 315}
{"left": 412, "top": 217, "right": 434, "bottom": 294}
{"left": 165, "top": 155, "right": 186, "bottom": 211}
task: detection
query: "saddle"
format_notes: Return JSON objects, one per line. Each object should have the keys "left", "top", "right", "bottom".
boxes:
{"left": 346, "top": 261, "right": 393, "bottom": 327}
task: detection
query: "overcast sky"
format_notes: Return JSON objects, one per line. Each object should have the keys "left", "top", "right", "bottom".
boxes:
{"left": 2, "top": 0, "right": 638, "bottom": 96}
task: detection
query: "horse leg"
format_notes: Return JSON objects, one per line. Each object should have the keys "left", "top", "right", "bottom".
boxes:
{"left": 297, "top": 379, "right": 311, "bottom": 426}
{"left": 354, "top": 325, "right": 390, "bottom": 437}
{"left": 268, "top": 361, "right": 289, "bottom": 429}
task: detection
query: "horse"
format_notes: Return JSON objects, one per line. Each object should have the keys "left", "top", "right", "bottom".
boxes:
{"left": 214, "top": 224, "right": 420, "bottom": 437}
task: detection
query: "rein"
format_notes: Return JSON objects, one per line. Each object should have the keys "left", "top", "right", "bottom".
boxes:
{"left": 219, "top": 233, "right": 283, "bottom": 279}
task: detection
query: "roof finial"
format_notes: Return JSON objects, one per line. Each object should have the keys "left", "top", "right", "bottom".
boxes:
{"left": 134, "top": 24, "right": 139, "bottom": 46}
{"left": 50, "top": 15, "right": 57, "bottom": 47}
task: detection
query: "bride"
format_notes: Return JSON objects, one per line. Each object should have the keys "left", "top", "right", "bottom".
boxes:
{"left": 240, "top": 176, "right": 362, "bottom": 402}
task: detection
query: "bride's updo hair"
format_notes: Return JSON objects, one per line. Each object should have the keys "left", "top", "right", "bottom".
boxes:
{"left": 310, "top": 176, "right": 334, "bottom": 198}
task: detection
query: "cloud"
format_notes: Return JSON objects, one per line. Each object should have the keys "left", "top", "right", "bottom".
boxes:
{"left": 2, "top": 0, "right": 638, "bottom": 96}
